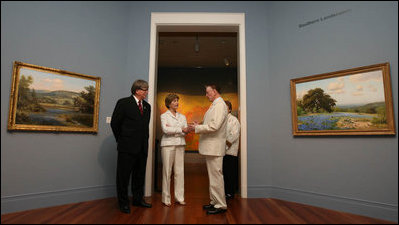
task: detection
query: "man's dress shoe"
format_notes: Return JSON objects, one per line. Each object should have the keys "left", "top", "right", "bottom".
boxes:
{"left": 207, "top": 207, "right": 227, "bottom": 215}
{"left": 119, "top": 205, "right": 131, "bottom": 214}
{"left": 203, "top": 204, "right": 215, "bottom": 210}
{"left": 132, "top": 200, "right": 152, "bottom": 208}
{"left": 226, "top": 194, "right": 234, "bottom": 199}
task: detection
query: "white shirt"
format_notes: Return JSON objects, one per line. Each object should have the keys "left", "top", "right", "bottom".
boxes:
{"left": 225, "top": 113, "right": 241, "bottom": 156}
{"left": 133, "top": 95, "right": 141, "bottom": 106}
{"left": 160, "top": 110, "right": 188, "bottom": 147}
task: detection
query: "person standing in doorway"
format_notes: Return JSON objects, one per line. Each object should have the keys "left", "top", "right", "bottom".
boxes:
{"left": 190, "top": 84, "right": 228, "bottom": 215}
{"left": 160, "top": 93, "right": 189, "bottom": 206}
{"left": 111, "top": 79, "right": 152, "bottom": 214}
{"left": 223, "top": 100, "right": 241, "bottom": 200}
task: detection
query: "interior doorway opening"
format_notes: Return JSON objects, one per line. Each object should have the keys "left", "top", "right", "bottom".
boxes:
{"left": 154, "top": 32, "right": 239, "bottom": 198}
{"left": 146, "top": 13, "right": 247, "bottom": 198}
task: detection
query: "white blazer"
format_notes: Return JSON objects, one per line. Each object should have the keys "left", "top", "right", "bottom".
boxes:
{"left": 195, "top": 97, "right": 228, "bottom": 156}
{"left": 160, "top": 110, "right": 188, "bottom": 147}
{"left": 225, "top": 113, "right": 241, "bottom": 156}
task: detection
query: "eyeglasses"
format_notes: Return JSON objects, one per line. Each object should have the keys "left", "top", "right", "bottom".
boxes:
{"left": 139, "top": 88, "right": 148, "bottom": 92}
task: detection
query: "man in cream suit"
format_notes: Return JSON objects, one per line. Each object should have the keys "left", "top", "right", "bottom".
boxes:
{"left": 191, "top": 84, "right": 228, "bottom": 215}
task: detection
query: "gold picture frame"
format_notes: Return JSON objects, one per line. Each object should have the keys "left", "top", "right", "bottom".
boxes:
{"left": 290, "top": 63, "right": 395, "bottom": 136}
{"left": 8, "top": 61, "right": 101, "bottom": 133}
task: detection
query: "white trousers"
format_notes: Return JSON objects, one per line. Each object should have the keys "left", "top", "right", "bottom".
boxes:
{"left": 161, "top": 145, "right": 185, "bottom": 204}
{"left": 205, "top": 155, "right": 227, "bottom": 209}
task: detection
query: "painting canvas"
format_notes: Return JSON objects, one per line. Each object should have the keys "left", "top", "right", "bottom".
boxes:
{"left": 290, "top": 63, "right": 395, "bottom": 136}
{"left": 8, "top": 61, "right": 101, "bottom": 133}
{"left": 157, "top": 92, "right": 238, "bottom": 151}
{"left": 156, "top": 67, "right": 238, "bottom": 151}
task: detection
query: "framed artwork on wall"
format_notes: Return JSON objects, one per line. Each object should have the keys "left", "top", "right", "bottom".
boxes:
{"left": 7, "top": 61, "right": 101, "bottom": 133}
{"left": 290, "top": 62, "right": 395, "bottom": 136}
{"left": 156, "top": 67, "right": 238, "bottom": 151}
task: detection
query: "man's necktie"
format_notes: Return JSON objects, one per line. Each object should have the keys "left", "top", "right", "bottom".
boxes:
{"left": 138, "top": 100, "right": 143, "bottom": 115}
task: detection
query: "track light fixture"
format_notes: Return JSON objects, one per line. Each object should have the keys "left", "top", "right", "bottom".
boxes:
{"left": 224, "top": 58, "right": 230, "bottom": 67}
{"left": 194, "top": 34, "right": 200, "bottom": 53}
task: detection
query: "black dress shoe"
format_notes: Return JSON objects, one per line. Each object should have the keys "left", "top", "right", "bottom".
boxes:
{"left": 203, "top": 204, "right": 215, "bottom": 210}
{"left": 119, "top": 205, "right": 131, "bottom": 214}
{"left": 226, "top": 194, "right": 234, "bottom": 199}
{"left": 207, "top": 207, "right": 227, "bottom": 215}
{"left": 132, "top": 200, "right": 152, "bottom": 208}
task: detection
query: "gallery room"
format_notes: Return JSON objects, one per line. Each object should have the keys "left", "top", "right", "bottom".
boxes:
{"left": 1, "top": 1, "right": 397, "bottom": 224}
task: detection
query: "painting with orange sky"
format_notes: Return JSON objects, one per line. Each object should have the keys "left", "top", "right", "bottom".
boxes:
{"left": 156, "top": 92, "right": 238, "bottom": 151}
{"left": 155, "top": 67, "right": 238, "bottom": 151}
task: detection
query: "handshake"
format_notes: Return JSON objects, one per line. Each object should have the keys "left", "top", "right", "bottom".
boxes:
{"left": 182, "top": 122, "right": 200, "bottom": 134}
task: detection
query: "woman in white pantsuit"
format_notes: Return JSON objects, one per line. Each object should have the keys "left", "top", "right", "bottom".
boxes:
{"left": 160, "top": 93, "right": 189, "bottom": 206}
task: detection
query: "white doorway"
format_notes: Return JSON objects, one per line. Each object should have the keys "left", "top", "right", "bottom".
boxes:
{"left": 145, "top": 12, "right": 248, "bottom": 198}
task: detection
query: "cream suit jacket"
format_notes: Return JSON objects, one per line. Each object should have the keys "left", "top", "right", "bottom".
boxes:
{"left": 225, "top": 113, "right": 241, "bottom": 156}
{"left": 195, "top": 97, "right": 228, "bottom": 156}
{"left": 160, "top": 110, "right": 187, "bottom": 147}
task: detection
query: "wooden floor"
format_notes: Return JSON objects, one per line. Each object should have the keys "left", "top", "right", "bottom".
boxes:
{"left": 1, "top": 162, "right": 395, "bottom": 224}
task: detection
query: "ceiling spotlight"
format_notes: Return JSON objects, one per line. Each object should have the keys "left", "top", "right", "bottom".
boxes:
{"left": 224, "top": 58, "right": 230, "bottom": 67}
{"left": 194, "top": 35, "right": 200, "bottom": 53}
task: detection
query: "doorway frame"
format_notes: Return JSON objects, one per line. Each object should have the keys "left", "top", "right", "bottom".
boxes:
{"left": 145, "top": 12, "right": 248, "bottom": 198}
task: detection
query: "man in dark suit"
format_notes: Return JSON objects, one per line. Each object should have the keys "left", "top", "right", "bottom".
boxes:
{"left": 111, "top": 79, "right": 152, "bottom": 214}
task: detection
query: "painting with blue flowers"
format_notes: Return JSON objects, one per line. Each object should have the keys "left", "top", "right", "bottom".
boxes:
{"left": 290, "top": 63, "right": 395, "bottom": 136}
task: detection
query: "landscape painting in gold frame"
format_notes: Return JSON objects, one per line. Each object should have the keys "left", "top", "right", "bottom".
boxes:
{"left": 290, "top": 63, "right": 395, "bottom": 136}
{"left": 8, "top": 61, "right": 101, "bottom": 133}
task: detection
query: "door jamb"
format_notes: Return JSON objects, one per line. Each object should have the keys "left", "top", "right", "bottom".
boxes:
{"left": 146, "top": 12, "right": 248, "bottom": 198}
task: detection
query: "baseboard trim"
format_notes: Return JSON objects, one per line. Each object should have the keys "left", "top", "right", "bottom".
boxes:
{"left": 248, "top": 185, "right": 398, "bottom": 222}
{"left": 246, "top": 185, "right": 273, "bottom": 198}
{"left": 1, "top": 184, "right": 116, "bottom": 214}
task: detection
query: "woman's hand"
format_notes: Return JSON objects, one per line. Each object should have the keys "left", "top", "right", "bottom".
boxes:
{"left": 182, "top": 127, "right": 190, "bottom": 133}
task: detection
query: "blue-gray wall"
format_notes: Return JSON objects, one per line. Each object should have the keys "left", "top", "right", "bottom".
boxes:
{"left": 266, "top": 2, "right": 397, "bottom": 222}
{"left": 1, "top": 1, "right": 397, "bottom": 222}
{"left": 1, "top": 1, "right": 130, "bottom": 213}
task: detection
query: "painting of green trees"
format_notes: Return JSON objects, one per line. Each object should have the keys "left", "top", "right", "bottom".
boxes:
{"left": 8, "top": 62, "right": 100, "bottom": 132}
{"left": 294, "top": 68, "right": 390, "bottom": 132}
{"left": 15, "top": 74, "right": 96, "bottom": 127}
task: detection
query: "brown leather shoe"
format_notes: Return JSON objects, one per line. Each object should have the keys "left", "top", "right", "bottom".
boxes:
{"left": 206, "top": 207, "right": 227, "bottom": 215}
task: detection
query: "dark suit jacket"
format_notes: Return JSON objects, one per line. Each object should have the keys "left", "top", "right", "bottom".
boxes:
{"left": 111, "top": 96, "right": 151, "bottom": 154}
